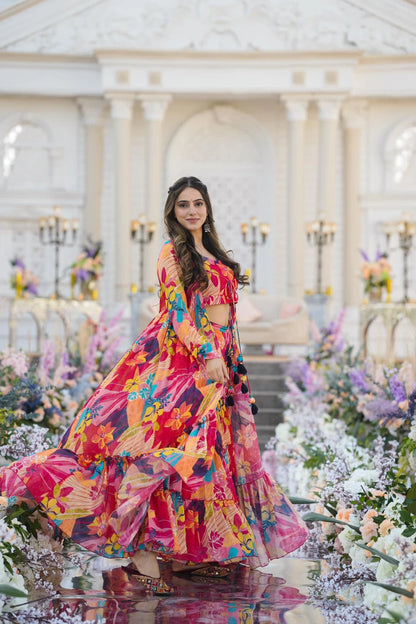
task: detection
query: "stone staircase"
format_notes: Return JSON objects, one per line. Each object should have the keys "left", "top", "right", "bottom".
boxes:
{"left": 244, "top": 357, "right": 290, "bottom": 451}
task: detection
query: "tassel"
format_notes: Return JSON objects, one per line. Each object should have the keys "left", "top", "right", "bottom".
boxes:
{"left": 226, "top": 395, "right": 234, "bottom": 406}
{"left": 233, "top": 372, "right": 240, "bottom": 385}
{"left": 226, "top": 355, "right": 232, "bottom": 368}
{"left": 237, "top": 363, "right": 247, "bottom": 374}
{"left": 251, "top": 403, "right": 258, "bottom": 415}
{"left": 241, "top": 383, "right": 248, "bottom": 394}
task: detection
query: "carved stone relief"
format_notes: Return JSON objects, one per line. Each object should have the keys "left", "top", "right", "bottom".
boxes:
{"left": 2, "top": 0, "right": 416, "bottom": 55}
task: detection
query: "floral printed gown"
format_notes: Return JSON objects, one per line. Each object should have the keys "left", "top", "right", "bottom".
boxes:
{"left": 0, "top": 241, "right": 308, "bottom": 567}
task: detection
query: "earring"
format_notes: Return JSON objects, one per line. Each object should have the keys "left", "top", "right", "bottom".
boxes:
{"left": 203, "top": 221, "right": 211, "bottom": 233}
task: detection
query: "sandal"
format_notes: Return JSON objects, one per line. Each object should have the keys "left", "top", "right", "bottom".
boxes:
{"left": 123, "top": 565, "right": 174, "bottom": 596}
{"left": 176, "top": 564, "right": 232, "bottom": 578}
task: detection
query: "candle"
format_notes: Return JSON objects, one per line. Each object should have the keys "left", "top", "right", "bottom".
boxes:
{"left": 250, "top": 217, "right": 258, "bottom": 228}
{"left": 131, "top": 283, "right": 138, "bottom": 294}
{"left": 138, "top": 213, "right": 147, "bottom": 226}
{"left": 147, "top": 221, "right": 156, "bottom": 234}
{"left": 92, "top": 289, "right": 98, "bottom": 301}
{"left": 259, "top": 223, "right": 270, "bottom": 236}
{"left": 241, "top": 223, "right": 248, "bottom": 235}
{"left": 53, "top": 205, "right": 61, "bottom": 216}
{"left": 48, "top": 216, "right": 55, "bottom": 228}
{"left": 39, "top": 217, "right": 47, "bottom": 230}
{"left": 72, "top": 219, "right": 79, "bottom": 231}
{"left": 62, "top": 219, "right": 69, "bottom": 231}
{"left": 131, "top": 219, "right": 139, "bottom": 233}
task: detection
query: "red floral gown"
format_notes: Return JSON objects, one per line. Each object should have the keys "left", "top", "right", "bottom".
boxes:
{"left": 0, "top": 241, "right": 307, "bottom": 567}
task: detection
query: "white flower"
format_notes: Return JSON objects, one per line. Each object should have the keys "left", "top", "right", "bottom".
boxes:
{"left": 375, "top": 559, "right": 397, "bottom": 583}
{"left": 363, "top": 582, "right": 390, "bottom": 612}
{"left": 338, "top": 527, "right": 358, "bottom": 555}
{"left": 408, "top": 422, "right": 416, "bottom": 442}
{"left": 343, "top": 468, "right": 379, "bottom": 495}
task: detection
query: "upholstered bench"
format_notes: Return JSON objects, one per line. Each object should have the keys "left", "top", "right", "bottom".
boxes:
{"left": 236, "top": 294, "right": 309, "bottom": 346}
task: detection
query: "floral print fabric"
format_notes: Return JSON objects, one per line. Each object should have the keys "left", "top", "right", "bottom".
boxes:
{"left": 0, "top": 241, "right": 308, "bottom": 567}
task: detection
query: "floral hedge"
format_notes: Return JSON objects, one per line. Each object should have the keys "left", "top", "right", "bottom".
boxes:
{"left": 263, "top": 312, "right": 416, "bottom": 624}
{"left": 0, "top": 310, "right": 123, "bottom": 621}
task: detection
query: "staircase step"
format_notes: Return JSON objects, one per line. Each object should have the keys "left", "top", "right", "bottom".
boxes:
{"left": 253, "top": 392, "right": 285, "bottom": 410}
{"left": 244, "top": 358, "right": 291, "bottom": 377}
{"left": 247, "top": 376, "right": 287, "bottom": 392}
{"left": 241, "top": 357, "right": 289, "bottom": 450}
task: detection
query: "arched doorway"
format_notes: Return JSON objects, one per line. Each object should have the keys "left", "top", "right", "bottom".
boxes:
{"left": 166, "top": 105, "right": 276, "bottom": 293}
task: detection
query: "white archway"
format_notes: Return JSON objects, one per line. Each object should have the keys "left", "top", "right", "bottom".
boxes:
{"left": 166, "top": 105, "right": 276, "bottom": 293}
{"left": 384, "top": 115, "right": 416, "bottom": 191}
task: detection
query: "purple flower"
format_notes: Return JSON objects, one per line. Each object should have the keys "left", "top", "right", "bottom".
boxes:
{"left": 360, "top": 249, "right": 370, "bottom": 262}
{"left": 76, "top": 268, "right": 89, "bottom": 281}
{"left": 389, "top": 373, "right": 407, "bottom": 403}
{"left": 286, "top": 359, "right": 309, "bottom": 384}
{"left": 11, "top": 257, "right": 25, "bottom": 270}
{"left": 26, "top": 282, "right": 38, "bottom": 295}
{"left": 349, "top": 369, "right": 368, "bottom": 392}
{"left": 408, "top": 387, "right": 416, "bottom": 419}
{"left": 362, "top": 397, "right": 401, "bottom": 423}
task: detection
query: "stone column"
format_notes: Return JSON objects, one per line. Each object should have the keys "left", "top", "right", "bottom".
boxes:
{"left": 110, "top": 96, "right": 135, "bottom": 301}
{"left": 77, "top": 98, "right": 105, "bottom": 240}
{"left": 139, "top": 94, "right": 171, "bottom": 290}
{"left": 316, "top": 98, "right": 342, "bottom": 292}
{"left": 342, "top": 101, "right": 366, "bottom": 306}
{"left": 282, "top": 96, "right": 309, "bottom": 298}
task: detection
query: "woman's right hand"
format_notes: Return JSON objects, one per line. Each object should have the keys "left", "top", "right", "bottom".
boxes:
{"left": 205, "top": 357, "right": 229, "bottom": 384}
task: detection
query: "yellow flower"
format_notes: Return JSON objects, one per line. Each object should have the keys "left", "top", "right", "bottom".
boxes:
{"left": 123, "top": 374, "right": 141, "bottom": 393}
{"left": 105, "top": 533, "right": 122, "bottom": 556}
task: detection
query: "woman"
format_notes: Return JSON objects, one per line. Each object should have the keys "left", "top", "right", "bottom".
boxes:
{"left": 0, "top": 177, "right": 307, "bottom": 596}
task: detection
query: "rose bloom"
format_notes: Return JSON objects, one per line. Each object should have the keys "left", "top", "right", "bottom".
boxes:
{"left": 379, "top": 518, "right": 394, "bottom": 537}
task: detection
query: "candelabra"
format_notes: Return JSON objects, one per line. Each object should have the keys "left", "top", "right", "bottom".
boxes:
{"left": 384, "top": 213, "right": 415, "bottom": 303}
{"left": 39, "top": 206, "right": 78, "bottom": 298}
{"left": 130, "top": 214, "right": 156, "bottom": 292}
{"left": 240, "top": 217, "right": 270, "bottom": 293}
{"left": 305, "top": 214, "right": 336, "bottom": 295}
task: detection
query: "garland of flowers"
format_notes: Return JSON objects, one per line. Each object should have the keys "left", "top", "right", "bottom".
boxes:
{"left": 264, "top": 312, "right": 416, "bottom": 623}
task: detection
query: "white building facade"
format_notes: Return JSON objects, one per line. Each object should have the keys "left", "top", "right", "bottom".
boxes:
{"left": 1, "top": 0, "right": 416, "bottom": 345}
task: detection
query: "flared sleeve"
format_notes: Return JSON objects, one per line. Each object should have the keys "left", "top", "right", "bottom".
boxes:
{"left": 157, "top": 241, "right": 221, "bottom": 360}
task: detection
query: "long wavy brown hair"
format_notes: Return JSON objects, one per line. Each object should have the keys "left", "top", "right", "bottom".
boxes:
{"left": 164, "top": 176, "right": 249, "bottom": 290}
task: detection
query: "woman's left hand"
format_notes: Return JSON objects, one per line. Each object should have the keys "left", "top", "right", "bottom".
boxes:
{"left": 205, "top": 357, "right": 229, "bottom": 384}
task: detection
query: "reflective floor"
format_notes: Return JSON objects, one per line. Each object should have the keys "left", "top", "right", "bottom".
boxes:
{"left": 18, "top": 556, "right": 326, "bottom": 623}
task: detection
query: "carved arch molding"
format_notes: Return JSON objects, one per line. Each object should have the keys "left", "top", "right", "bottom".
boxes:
{"left": 166, "top": 105, "right": 276, "bottom": 288}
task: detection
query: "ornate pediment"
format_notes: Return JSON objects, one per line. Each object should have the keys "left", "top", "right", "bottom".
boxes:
{"left": 1, "top": 0, "right": 416, "bottom": 55}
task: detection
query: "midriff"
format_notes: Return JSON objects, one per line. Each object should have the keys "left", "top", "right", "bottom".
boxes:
{"left": 205, "top": 303, "right": 230, "bottom": 327}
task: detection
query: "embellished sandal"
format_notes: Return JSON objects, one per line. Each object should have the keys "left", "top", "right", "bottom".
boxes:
{"left": 191, "top": 564, "right": 232, "bottom": 578}
{"left": 123, "top": 565, "right": 174, "bottom": 596}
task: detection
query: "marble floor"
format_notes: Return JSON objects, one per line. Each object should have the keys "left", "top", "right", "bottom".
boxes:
{"left": 14, "top": 557, "right": 326, "bottom": 623}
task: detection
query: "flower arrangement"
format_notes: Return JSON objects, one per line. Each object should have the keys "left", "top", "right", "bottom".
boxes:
{"left": 360, "top": 250, "right": 391, "bottom": 299}
{"left": 265, "top": 313, "right": 416, "bottom": 623}
{"left": 70, "top": 240, "right": 103, "bottom": 300}
{"left": 10, "top": 258, "right": 39, "bottom": 298}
